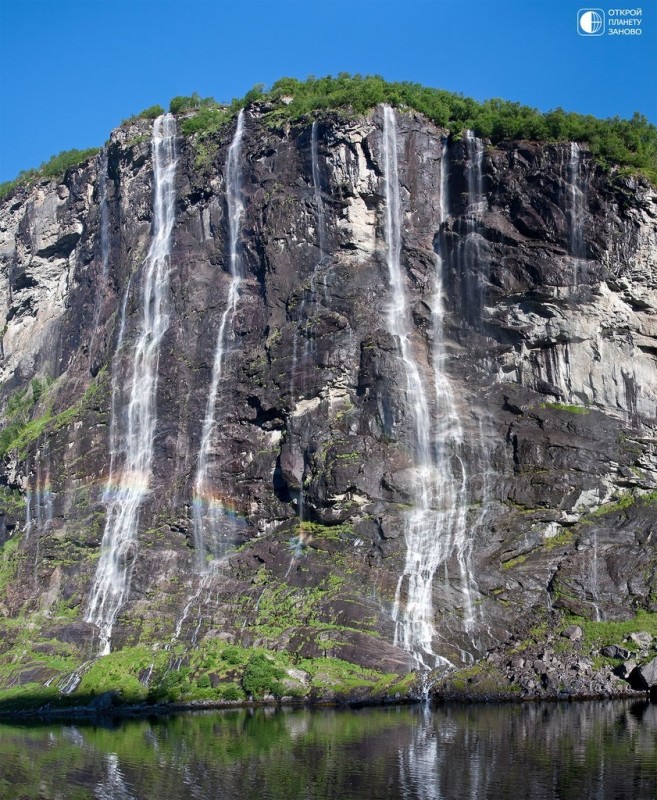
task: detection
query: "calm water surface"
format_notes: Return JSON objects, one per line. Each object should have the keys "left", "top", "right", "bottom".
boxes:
{"left": 1, "top": 701, "right": 656, "bottom": 799}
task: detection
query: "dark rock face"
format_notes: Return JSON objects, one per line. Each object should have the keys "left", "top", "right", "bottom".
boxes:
{"left": 0, "top": 106, "right": 656, "bottom": 692}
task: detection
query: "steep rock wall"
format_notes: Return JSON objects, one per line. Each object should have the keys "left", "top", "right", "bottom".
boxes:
{"left": 0, "top": 107, "right": 656, "bottom": 691}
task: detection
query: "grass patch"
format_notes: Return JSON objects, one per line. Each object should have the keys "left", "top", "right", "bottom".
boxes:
{"left": 543, "top": 528, "right": 575, "bottom": 550}
{"left": 564, "top": 610, "right": 657, "bottom": 655}
{"left": 540, "top": 402, "right": 589, "bottom": 415}
{"left": 590, "top": 495, "right": 635, "bottom": 516}
{"left": 501, "top": 553, "right": 529, "bottom": 570}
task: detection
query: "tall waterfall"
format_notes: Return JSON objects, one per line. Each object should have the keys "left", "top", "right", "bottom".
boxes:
{"left": 89, "top": 148, "right": 111, "bottom": 362}
{"left": 568, "top": 143, "right": 587, "bottom": 291}
{"left": 85, "top": 115, "right": 178, "bottom": 654}
{"left": 192, "top": 109, "right": 245, "bottom": 568}
{"left": 287, "top": 119, "right": 327, "bottom": 525}
{"left": 99, "top": 148, "right": 111, "bottom": 277}
{"left": 311, "top": 121, "right": 326, "bottom": 260}
{"left": 384, "top": 107, "right": 474, "bottom": 670}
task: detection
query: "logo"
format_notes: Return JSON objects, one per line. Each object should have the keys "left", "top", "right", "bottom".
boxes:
{"left": 578, "top": 9, "right": 605, "bottom": 35}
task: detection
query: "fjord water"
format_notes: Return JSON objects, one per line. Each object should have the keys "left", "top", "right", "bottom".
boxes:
{"left": 85, "top": 115, "right": 178, "bottom": 654}
{"left": 2, "top": 702, "right": 656, "bottom": 799}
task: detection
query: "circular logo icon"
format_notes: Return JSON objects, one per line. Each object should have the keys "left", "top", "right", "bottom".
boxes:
{"left": 579, "top": 10, "right": 603, "bottom": 34}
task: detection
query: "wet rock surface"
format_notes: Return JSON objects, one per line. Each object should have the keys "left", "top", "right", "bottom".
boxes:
{"left": 0, "top": 105, "right": 656, "bottom": 705}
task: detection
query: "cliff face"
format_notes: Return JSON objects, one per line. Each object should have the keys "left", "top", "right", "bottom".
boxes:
{"left": 1, "top": 106, "right": 656, "bottom": 698}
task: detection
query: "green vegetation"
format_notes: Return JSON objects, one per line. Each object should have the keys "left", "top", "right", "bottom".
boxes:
{"left": 0, "top": 633, "right": 409, "bottom": 712}
{"left": 581, "top": 489, "right": 657, "bottom": 520}
{"left": 0, "top": 147, "right": 100, "bottom": 201}
{"left": 0, "top": 485, "right": 25, "bottom": 517}
{"left": 440, "top": 660, "right": 519, "bottom": 696}
{"left": 501, "top": 553, "right": 528, "bottom": 570}
{"left": 0, "top": 378, "right": 51, "bottom": 457}
{"left": 168, "top": 76, "right": 656, "bottom": 182}
{"left": 241, "top": 653, "right": 285, "bottom": 698}
{"left": 3, "top": 75, "right": 655, "bottom": 201}
{"left": 122, "top": 104, "right": 165, "bottom": 124}
{"left": 0, "top": 370, "right": 107, "bottom": 458}
{"left": 540, "top": 402, "right": 590, "bottom": 415}
{"left": 543, "top": 528, "right": 575, "bottom": 550}
{"left": 0, "top": 534, "right": 23, "bottom": 599}
{"left": 263, "top": 75, "right": 657, "bottom": 181}
{"left": 564, "top": 611, "right": 657, "bottom": 663}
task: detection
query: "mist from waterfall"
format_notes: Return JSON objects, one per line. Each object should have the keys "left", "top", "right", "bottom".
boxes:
{"left": 192, "top": 109, "right": 245, "bottom": 569}
{"left": 85, "top": 115, "right": 178, "bottom": 654}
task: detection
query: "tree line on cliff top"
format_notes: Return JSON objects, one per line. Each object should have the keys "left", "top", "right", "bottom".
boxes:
{"left": 2, "top": 74, "right": 655, "bottom": 199}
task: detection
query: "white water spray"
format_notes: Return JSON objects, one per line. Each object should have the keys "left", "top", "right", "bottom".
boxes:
{"left": 383, "top": 108, "right": 476, "bottom": 670}
{"left": 568, "top": 142, "right": 586, "bottom": 261}
{"left": 86, "top": 115, "right": 178, "bottom": 654}
{"left": 192, "top": 109, "right": 245, "bottom": 568}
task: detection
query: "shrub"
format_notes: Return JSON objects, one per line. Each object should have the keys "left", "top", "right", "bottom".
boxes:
{"left": 221, "top": 645, "right": 244, "bottom": 665}
{"left": 241, "top": 653, "right": 284, "bottom": 698}
{"left": 1, "top": 148, "right": 100, "bottom": 201}
{"left": 169, "top": 93, "right": 217, "bottom": 115}
{"left": 138, "top": 104, "right": 165, "bottom": 120}
{"left": 218, "top": 684, "right": 243, "bottom": 701}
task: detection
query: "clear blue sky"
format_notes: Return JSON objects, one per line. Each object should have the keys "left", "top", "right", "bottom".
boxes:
{"left": 1, "top": 0, "right": 655, "bottom": 182}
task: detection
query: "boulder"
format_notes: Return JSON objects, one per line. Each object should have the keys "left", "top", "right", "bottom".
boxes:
{"left": 561, "top": 625, "right": 583, "bottom": 641}
{"left": 628, "top": 631, "right": 653, "bottom": 648}
{"left": 628, "top": 657, "right": 657, "bottom": 691}
{"left": 600, "top": 645, "right": 630, "bottom": 659}
{"left": 613, "top": 660, "right": 637, "bottom": 680}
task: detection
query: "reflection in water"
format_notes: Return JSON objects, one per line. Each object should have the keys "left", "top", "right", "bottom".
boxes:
{"left": 0, "top": 702, "right": 655, "bottom": 800}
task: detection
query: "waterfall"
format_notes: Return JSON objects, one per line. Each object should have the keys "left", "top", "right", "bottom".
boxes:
{"left": 85, "top": 115, "right": 178, "bottom": 654}
{"left": 590, "top": 530, "right": 602, "bottom": 621}
{"left": 35, "top": 439, "right": 53, "bottom": 533}
{"left": 456, "top": 130, "right": 485, "bottom": 323}
{"left": 105, "top": 275, "right": 132, "bottom": 490}
{"left": 432, "top": 142, "right": 475, "bottom": 635}
{"left": 311, "top": 121, "right": 326, "bottom": 260}
{"left": 89, "top": 148, "right": 111, "bottom": 363}
{"left": 192, "top": 109, "right": 245, "bottom": 569}
{"left": 568, "top": 142, "right": 586, "bottom": 260}
{"left": 384, "top": 107, "right": 475, "bottom": 671}
{"left": 99, "top": 148, "right": 111, "bottom": 277}
{"left": 287, "top": 120, "right": 327, "bottom": 526}
{"left": 567, "top": 142, "right": 587, "bottom": 289}
{"left": 24, "top": 480, "right": 33, "bottom": 537}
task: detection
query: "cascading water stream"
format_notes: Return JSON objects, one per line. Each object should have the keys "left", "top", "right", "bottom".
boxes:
{"left": 85, "top": 115, "right": 178, "bottom": 655}
{"left": 287, "top": 120, "right": 328, "bottom": 527}
{"left": 590, "top": 530, "right": 602, "bottom": 621}
{"left": 384, "top": 107, "right": 475, "bottom": 671}
{"left": 432, "top": 142, "right": 476, "bottom": 635}
{"left": 89, "top": 149, "right": 111, "bottom": 362}
{"left": 311, "top": 120, "right": 326, "bottom": 263}
{"left": 99, "top": 148, "right": 111, "bottom": 278}
{"left": 568, "top": 142, "right": 586, "bottom": 261}
{"left": 192, "top": 109, "right": 245, "bottom": 569}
